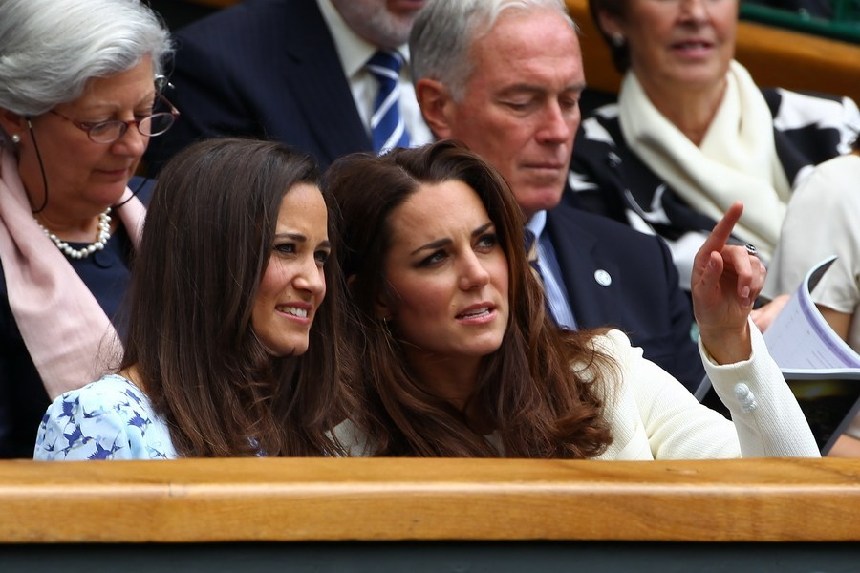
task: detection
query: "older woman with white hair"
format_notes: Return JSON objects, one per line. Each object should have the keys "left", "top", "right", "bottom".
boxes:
{"left": 0, "top": 0, "right": 175, "bottom": 457}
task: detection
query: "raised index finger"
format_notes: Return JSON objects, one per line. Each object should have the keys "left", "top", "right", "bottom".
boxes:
{"left": 701, "top": 201, "right": 743, "bottom": 254}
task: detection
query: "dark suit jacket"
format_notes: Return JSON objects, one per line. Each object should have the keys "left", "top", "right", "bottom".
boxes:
{"left": 546, "top": 201, "right": 704, "bottom": 392}
{"left": 144, "top": 0, "right": 371, "bottom": 175}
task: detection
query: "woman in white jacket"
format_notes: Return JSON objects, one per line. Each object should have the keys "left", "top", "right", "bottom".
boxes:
{"left": 327, "top": 140, "right": 818, "bottom": 459}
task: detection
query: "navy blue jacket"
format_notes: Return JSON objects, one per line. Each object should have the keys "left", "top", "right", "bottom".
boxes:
{"left": 145, "top": 0, "right": 371, "bottom": 175}
{"left": 546, "top": 200, "right": 704, "bottom": 391}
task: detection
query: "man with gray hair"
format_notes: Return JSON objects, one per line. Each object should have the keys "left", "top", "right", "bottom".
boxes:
{"left": 410, "top": 0, "right": 705, "bottom": 391}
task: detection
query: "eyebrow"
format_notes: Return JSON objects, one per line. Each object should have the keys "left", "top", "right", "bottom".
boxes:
{"left": 497, "top": 81, "right": 587, "bottom": 97}
{"left": 78, "top": 91, "right": 159, "bottom": 112}
{"left": 409, "top": 222, "right": 494, "bottom": 256}
{"left": 274, "top": 232, "right": 331, "bottom": 249}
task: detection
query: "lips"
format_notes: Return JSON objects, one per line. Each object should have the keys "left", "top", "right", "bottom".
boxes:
{"left": 457, "top": 307, "right": 490, "bottom": 319}
{"left": 276, "top": 304, "right": 312, "bottom": 322}
{"left": 522, "top": 157, "right": 568, "bottom": 173}
{"left": 670, "top": 38, "right": 715, "bottom": 54}
{"left": 527, "top": 162, "right": 565, "bottom": 170}
{"left": 96, "top": 166, "right": 133, "bottom": 179}
{"left": 279, "top": 306, "right": 308, "bottom": 318}
{"left": 456, "top": 303, "right": 495, "bottom": 320}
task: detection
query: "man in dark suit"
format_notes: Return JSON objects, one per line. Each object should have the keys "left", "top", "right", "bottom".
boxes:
{"left": 144, "top": 0, "right": 432, "bottom": 175}
{"left": 410, "top": 0, "right": 704, "bottom": 391}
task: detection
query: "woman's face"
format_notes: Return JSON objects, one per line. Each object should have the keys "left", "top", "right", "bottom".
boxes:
{"left": 380, "top": 179, "right": 509, "bottom": 367}
{"left": 602, "top": 0, "right": 737, "bottom": 93}
{"left": 252, "top": 183, "right": 330, "bottom": 357}
{"left": 8, "top": 56, "right": 156, "bottom": 220}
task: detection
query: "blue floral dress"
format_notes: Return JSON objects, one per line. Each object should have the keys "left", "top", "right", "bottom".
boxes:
{"left": 33, "top": 374, "right": 177, "bottom": 460}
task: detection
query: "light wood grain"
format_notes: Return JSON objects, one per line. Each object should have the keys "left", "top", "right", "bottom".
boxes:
{"left": 1, "top": 457, "right": 858, "bottom": 542}
{"left": 567, "top": 0, "right": 860, "bottom": 105}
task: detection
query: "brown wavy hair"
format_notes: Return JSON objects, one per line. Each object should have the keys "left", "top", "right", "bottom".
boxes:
{"left": 327, "top": 140, "right": 613, "bottom": 457}
{"left": 120, "top": 138, "right": 352, "bottom": 457}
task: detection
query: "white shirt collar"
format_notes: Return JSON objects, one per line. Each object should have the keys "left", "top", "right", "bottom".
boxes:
{"left": 525, "top": 210, "right": 548, "bottom": 240}
{"left": 315, "top": 0, "right": 411, "bottom": 79}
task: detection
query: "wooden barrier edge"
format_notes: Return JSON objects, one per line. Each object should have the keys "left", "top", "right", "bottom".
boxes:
{"left": 0, "top": 457, "right": 858, "bottom": 543}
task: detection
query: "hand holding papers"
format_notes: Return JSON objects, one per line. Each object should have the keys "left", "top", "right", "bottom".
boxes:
{"left": 698, "top": 257, "right": 860, "bottom": 453}
{"left": 762, "top": 256, "right": 860, "bottom": 375}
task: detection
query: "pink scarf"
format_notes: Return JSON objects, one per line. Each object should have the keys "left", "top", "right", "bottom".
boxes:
{"left": 0, "top": 148, "right": 145, "bottom": 398}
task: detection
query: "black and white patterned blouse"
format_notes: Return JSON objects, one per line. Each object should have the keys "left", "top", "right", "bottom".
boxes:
{"left": 568, "top": 87, "right": 859, "bottom": 283}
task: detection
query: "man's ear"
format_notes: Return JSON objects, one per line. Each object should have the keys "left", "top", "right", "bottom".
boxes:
{"left": 416, "top": 78, "right": 454, "bottom": 139}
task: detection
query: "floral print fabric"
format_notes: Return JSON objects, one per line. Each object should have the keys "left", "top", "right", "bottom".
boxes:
{"left": 33, "top": 374, "right": 176, "bottom": 460}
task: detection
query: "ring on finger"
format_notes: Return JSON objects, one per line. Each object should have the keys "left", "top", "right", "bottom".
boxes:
{"left": 744, "top": 243, "right": 758, "bottom": 257}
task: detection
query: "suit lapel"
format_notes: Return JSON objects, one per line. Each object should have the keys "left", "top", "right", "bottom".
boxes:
{"left": 280, "top": 0, "right": 371, "bottom": 162}
{"left": 545, "top": 205, "right": 622, "bottom": 329}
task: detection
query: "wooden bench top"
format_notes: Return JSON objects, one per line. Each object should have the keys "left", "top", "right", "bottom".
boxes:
{"left": 2, "top": 457, "right": 858, "bottom": 543}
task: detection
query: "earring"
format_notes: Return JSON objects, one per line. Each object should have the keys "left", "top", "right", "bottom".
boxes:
{"left": 610, "top": 32, "right": 625, "bottom": 47}
{"left": 10, "top": 134, "right": 20, "bottom": 144}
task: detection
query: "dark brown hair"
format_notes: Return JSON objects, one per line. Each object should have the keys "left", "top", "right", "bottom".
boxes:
{"left": 588, "top": 0, "right": 629, "bottom": 73}
{"left": 120, "top": 138, "right": 351, "bottom": 456}
{"left": 327, "top": 140, "right": 613, "bottom": 457}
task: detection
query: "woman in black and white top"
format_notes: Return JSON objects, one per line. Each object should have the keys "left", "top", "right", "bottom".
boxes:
{"left": 568, "top": 0, "right": 859, "bottom": 290}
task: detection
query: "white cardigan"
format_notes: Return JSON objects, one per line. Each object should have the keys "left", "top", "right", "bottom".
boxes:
{"left": 335, "top": 325, "right": 820, "bottom": 459}
{"left": 594, "top": 326, "right": 818, "bottom": 459}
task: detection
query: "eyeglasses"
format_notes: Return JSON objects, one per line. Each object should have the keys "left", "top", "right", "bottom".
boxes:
{"left": 49, "top": 95, "right": 180, "bottom": 144}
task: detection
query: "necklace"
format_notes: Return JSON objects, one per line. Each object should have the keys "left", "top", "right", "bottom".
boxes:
{"left": 36, "top": 208, "right": 112, "bottom": 260}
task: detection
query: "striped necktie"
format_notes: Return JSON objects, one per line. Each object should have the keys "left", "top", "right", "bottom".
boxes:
{"left": 367, "top": 51, "right": 410, "bottom": 155}
{"left": 524, "top": 228, "right": 577, "bottom": 330}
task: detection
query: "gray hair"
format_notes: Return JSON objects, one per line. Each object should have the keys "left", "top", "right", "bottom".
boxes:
{"left": 0, "top": 0, "right": 172, "bottom": 118}
{"left": 410, "top": 0, "right": 576, "bottom": 101}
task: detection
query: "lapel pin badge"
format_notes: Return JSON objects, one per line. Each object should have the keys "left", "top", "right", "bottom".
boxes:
{"left": 594, "top": 269, "right": 612, "bottom": 287}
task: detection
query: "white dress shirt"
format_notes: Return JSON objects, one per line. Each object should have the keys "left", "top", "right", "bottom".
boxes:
{"left": 316, "top": 0, "right": 433, "bottom": 148}
{"left": 526, "top": 210, "right": 577, "bottom": 329}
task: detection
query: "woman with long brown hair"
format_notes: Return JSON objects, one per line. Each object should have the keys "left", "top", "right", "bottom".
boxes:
{"left": 328, "top": 139, "right": 817, "bottom": 459}
{"left": 34, "top": 138, "right": 351, "bottom": 459}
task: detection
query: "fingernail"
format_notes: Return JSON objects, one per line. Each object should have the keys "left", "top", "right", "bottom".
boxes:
{"left": 740, "top": 286, "right": 750, "bottom": 300}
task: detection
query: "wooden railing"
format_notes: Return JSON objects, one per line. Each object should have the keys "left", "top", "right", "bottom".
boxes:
{"left": 2, "top": 457, "right": 859, "bottom": 542}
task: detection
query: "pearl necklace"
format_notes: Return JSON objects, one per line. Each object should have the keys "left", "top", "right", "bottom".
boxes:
{"left": 36, "top": 208, "right": 112, "bottom": 260}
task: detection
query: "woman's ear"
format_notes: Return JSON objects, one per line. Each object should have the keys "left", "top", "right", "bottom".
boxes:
{"left": 597, "top": 10, "right": 624, "bottom": 38}
{"left": 0, "top": 108, "right": 26, "bottom": 140}
{"left": 596, "top": 10, "right": 623, "bottom": 38}
{"left": 375, "top": 294, "right": 392, "bottom": 322}
{"left": 348, "top": 273, "right": 393, "bottom": 321}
